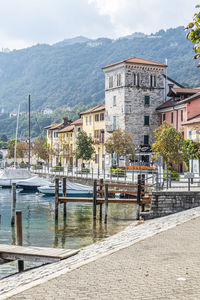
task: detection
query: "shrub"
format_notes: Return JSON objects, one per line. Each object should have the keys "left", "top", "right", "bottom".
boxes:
{"left": 124, "top": 165, "right": 151, "bottom": 170}
{"left": 79, "top": 168, "right": 90, "bottom": 174}
{"left": 164, "top": 170, "right": 180, "bottom": 181}
{"left": 52, "top": 166, "right": 64, "bottom": 172}
{"left": 110, "top": 168, "right": 125, "bottom": 177}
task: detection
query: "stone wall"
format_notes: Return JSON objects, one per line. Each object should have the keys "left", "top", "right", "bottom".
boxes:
{"left": 149, "top": 191, "right": 200, "bottom": 218}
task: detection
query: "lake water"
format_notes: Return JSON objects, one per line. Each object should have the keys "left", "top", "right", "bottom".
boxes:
{"left": 0, "top": 189, "right": 136, "bottom": 279}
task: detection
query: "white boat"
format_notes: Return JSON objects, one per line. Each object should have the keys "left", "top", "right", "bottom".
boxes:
{"left": 0, "top": 168, "right": 33, "bottom": 187}
{"left": 16, "top": 176, "right": 51, "bottom": 192}
{"left": 38, "top": 182, "right": 93, "bottom": 197}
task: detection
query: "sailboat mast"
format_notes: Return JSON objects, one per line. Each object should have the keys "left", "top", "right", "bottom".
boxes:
{"left": 14, "top": 104, "right": 20, "bottom": 168}
{"left": 28, "top": 95, "right": 31, "bottom": 170}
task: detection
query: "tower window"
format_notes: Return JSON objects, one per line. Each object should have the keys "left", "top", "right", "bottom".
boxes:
{"left": 109, "top": 76, "right": 113, "bottom": 88}
{"left": 150, "top": 75, "right": 156, "bottom": 87}
{"left": 117, "top": 74, "right": 121, "bottom": 86}
{"left": 145, "top": 96, "right": 150, "bottom": 105}
{"left": 113, "top": 96, "right": 116, "bottom": 106}
{"left": 144, "top": 135, "right": 149, "bottom": 145}
{"left": 144, "top": 116, "right": 150, "bottom": 126}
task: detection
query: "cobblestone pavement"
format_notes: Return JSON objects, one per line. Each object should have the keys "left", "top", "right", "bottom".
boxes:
{"left": 2, "top": 207, "right": 200, "bottom": 299}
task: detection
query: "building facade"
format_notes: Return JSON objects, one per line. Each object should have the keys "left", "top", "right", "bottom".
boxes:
{"left": 102, "top": 57, "right": 167, "bottom": 163}
{"left": 80, "top": 104, "right": 105, "bottom": 171}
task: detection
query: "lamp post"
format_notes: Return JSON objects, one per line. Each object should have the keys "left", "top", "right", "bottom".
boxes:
{"left": 190, "top": 140, "right": 194, "bottom": 183}
{"left": 98, "top": 147, "right": 100, "bottom": 177}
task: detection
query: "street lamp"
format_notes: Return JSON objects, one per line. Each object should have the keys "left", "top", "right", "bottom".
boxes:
{"left": 190, "top": 140, "right": 194, "bottom": 183}
{"left": 98, "top": 147, "right": 100, "bottom": 177}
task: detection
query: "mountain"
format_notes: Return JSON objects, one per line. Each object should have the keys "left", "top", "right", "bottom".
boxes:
{"left": 0, "top": 26, "right": 199, "bottom": 116}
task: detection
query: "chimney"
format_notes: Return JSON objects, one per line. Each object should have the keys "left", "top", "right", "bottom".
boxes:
{"left": 63, "top": 117, "right": 72, "bottom": 126}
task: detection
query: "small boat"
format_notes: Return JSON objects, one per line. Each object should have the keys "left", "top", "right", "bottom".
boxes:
{"left": 38, "top": 182, "right": 93, "bottom": 197}
{"left": 0, "top": 168, "right": 33, "bottom": 187}
{"left": 16, "top": 176, "right": 51, "bottom": 192}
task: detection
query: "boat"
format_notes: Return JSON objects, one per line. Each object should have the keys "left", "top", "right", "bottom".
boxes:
{"left": 0, "top": 168, "right": 33, "bottom": 187}
{"left": 16, "top": 176, "right": 51, "bottom": 192}
{"left": 38, "top": 182, "right": 93, "bottom": 197}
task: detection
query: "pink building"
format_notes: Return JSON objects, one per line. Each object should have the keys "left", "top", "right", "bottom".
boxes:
{"left": 156, "top": 88, "right": 200, "bottom": 139}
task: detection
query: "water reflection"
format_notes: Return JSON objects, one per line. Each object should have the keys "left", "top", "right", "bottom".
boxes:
{"left": 0, "top": 189, "right": 136, "bottom": 279}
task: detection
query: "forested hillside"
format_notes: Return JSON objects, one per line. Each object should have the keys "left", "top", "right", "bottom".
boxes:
{"left": 0, "top": 26, "right": 199, "bottom": 139}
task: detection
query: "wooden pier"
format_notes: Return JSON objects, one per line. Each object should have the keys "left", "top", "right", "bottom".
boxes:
{"left": 0, "top": 244, "right": 79, "bottom": 264}
{"left": 55, "top": 175, "right": 152, "bottom": 223}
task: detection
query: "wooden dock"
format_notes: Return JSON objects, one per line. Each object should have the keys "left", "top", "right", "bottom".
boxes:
{"left": 0, "top": 244, "right": 79, "bottom": 263}
{"left": 55, "top": 175, "right": 152, "bottom": 223}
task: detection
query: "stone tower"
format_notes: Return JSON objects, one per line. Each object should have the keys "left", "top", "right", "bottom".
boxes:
{"left": 102, "top": 57, "right": 167, "bottom": 162}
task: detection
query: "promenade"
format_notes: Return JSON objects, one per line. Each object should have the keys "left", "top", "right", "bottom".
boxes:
{"left": 1, "top": 207, "right": 200, "bottom": 299}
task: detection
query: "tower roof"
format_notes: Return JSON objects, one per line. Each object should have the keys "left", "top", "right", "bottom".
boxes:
{"left": 102, "top": 57, "right": 167, "bottom": 69}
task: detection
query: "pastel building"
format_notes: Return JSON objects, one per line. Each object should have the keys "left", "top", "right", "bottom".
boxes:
{"left": 80, "top": 104, "right": 105, "bottom": 170}
{"left": 156, "top": 88, "right": 200, "bottom": 139}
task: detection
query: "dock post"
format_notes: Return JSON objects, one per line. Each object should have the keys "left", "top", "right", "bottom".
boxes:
{"left": 55, "top": 178, "right": 59, "bottom": 221}
{"left": 104, "top": 184, "right": 108, "bottom": 224}
{"left": 141, "top": 174, "right": 145, "bottom": 212}
{"left": 16, "top": 211, "right": 24, "bottom": 272}
{"left": 11, "top": 183, "right": 17, "bottom": 226}
{"left": 93, "top": 179, "right": 97, "bottom": 221}
{"left": 63, "top": 177, "right": 67, "bottom": 218}
{"left": 136, "top": 175, "right": 141, "bottom": 220}
{"left": 99, "top": 179, "right": 103, "bottom": 221}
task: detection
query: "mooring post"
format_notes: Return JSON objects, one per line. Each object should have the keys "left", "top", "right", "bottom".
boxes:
{"left": 188, "top": 177, "right": 190, "bottom": 191}
{"left": 93, "top": 179, "right": 97, "bottom": 221}
{"left": 16, "top": 211, "right": 24, "bottom": 272}
{"left": 99, "top": 179, "right": 103, "bottom": 221}
{"left": 63, "top": 177, "right": 67, "bottom": 218}
{"left": 141, "top": 174, "right": 145, "bottom": 212}
{"left": 136, "top": 175, "right": 141, "bottom": 220}
{"left": 104, "top": 184, "right": 108, "bottom": 224}
{"left": 55, "top": 178, "right": 59, "bottom": 221}
{"left": 11, "top": 183, "right": 17, "bottom": 226}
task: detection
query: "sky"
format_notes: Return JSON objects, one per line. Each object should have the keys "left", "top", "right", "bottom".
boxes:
{"left": 0, "top": 0, "right": 198, "bottom": 50}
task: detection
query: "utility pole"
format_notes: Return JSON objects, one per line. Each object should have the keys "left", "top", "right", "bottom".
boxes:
{"left": 28, "top": 95, "right": 31, "bottom": 170}
{"left": 164, "top": 58, "right": 168, "bottom": 102}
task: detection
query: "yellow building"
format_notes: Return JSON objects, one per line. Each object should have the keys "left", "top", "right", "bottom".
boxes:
{"left": 45, "top": 118, "right": 73, "bottom": 166}
{"left": 80, "top": 104, "right": 105, "bottom": 171}
{"left": 58, "top": 118, "right": 83, "bottom": 168}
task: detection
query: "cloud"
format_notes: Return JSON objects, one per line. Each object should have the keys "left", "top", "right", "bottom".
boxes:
{"left": 0, "top": 0, "right": 198, "bottom": 49}
{"left": 0, "top": 0, "right": 114, "bottom": 48}
{"left": 89, "top": 0, "right": 199, "bottom": 36}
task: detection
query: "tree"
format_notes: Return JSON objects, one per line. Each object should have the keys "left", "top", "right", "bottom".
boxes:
{"left": 186, "top": 5, "right": 200, "bottom": 66}
{"left": 32, "top": 139, "right": 49, "bottom": 161}
{"left": 104, "top": 129, "right": 135, "bottom": 165}
{"left": 0, "top": 134, "right": 8, "bottom": 142}
{"left": 151, "top": 122, "right": 184, "bottom": 167}
{"left": 75, "top": 131, "right": 95, "bottom": 164}
{"left": 7, "top": 139, "right": 28, "bottom": 160}
{"left": 181, "top": 139, "right": 200, "bottom": 170}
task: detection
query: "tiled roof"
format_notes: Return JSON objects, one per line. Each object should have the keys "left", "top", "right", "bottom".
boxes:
{"left": 71, "top": 118, "right": 83, "bottom": 125}
{"left": 169, "top": 88, "right": 200, "bottom": 95}
{"left": 80, "top": 104, "right": 105, "bottom": 115}
{"left": 102, "top": 57, "right": 167, "bottom": 69}
{"left": 44, "top": 122, "right": 63, "bottom": 130}
{"left": 157, "top": 92, "right": 200, "bottom": 111}
{"left": 182, "top": 114, "right": 200, "bottom": 126}
{"left": 58, "top": 125, "right": 75, "bottom": 133}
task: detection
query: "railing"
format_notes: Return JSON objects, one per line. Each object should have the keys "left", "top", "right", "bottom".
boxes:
{"left": 31, "top": 165, "right": 158, "bottom": 185}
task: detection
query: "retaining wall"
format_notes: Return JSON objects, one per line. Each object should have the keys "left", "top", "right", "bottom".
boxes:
{"left": 149, "top": 191, "right": 200, "bottom": 218}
